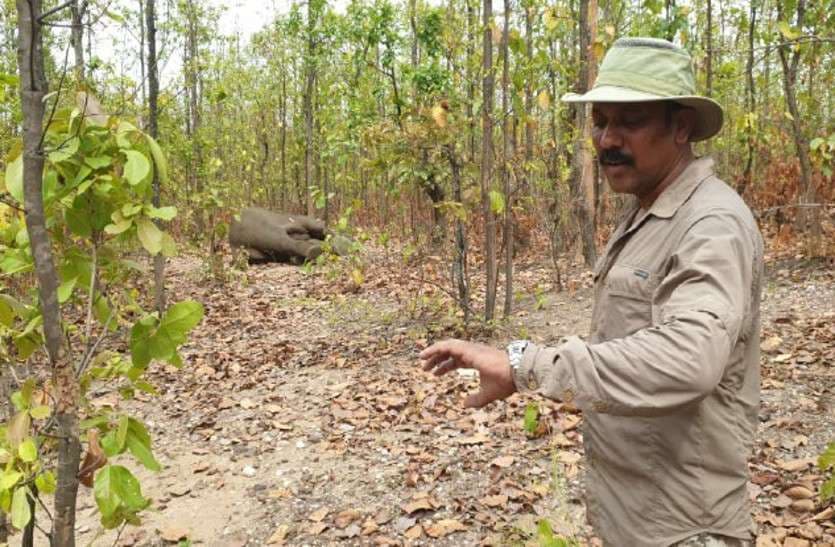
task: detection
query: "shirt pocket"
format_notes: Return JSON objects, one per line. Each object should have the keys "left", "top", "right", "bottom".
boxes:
{"left": 600, "top": 263, "right": 658, "bottom": 339}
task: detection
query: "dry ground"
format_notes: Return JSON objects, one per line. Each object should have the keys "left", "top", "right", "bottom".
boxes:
{"left": 65, "top": 247, "right": 834, "bottom": 547}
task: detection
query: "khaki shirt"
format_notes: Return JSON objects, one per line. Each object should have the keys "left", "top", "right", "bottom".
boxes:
{"left": 513, "top": 158, "right": 763, "bottom": 546}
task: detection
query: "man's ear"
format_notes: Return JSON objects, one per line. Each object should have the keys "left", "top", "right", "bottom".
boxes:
{"left": 674, "top": 108, "right": 697, "bottom": 144}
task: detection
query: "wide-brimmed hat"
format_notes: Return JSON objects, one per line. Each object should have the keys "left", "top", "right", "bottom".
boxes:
{"left": 562, "top": 37, "right": 723, "bottom": 142}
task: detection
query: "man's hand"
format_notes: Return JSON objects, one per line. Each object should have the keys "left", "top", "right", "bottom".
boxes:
{"left": 419, "top": 339, "right": 516, "bottom": 408}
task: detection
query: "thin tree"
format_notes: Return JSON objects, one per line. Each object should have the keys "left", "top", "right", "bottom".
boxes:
{"left": 777, "top": 0, "right": 821, "bottom": 252}
{"left": 569, "top": 0, "right": 598, "bottom": 267}
{"left": 147, "top": 0, "right": 165, "bottom": 313}
{"left": 482, "top": 0, "right": 497, "bottom": 321}
{"left": 16, "top": 0, "right": 81, "bottom": 544}
{"left": 501, "top": 0, "right": 513, "bottom": 317}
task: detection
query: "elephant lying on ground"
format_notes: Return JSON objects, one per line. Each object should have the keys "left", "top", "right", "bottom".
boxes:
{"left": 229, "top": 208, "right": 351, "bottom": 264}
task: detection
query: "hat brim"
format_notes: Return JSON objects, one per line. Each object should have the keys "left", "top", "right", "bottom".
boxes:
{"left": 561, "top": 85, "right": 723, "bottom": 142}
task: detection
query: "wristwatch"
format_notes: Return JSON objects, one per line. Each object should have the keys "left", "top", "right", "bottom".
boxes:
{"left": 506, "top": 340, "right": 529, "bottom": 373}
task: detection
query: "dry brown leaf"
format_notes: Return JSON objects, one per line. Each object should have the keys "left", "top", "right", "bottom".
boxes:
{"left": 789, "top": 498, "right": 815, "bottom": 513}
{"left": 489, "top": 455, "right": 514, "bottom": 468}
{"left": 308, "top": 522, "right": 329, "bottom": 535}
{"left": 78, "top": 429, "right": 107, "bottom": 488}
{"left": 458, "top": 433, "right": 489, "bottom": 445}
{"left": 309, "top": 507, "right": 329, "bottom": 522}
{"left": 401, "top": 498, "right": 434, "bottom": 514}
{"left": 812, "top": 506, "right": 834, "bottom": 521}
{"left": 266, "top": 524, "right": 290, "bottom": 545}
{"left": 783, "top": 485, "right": 814, "bottom": 499}
{"left": 404, "top": 524, "right": 423, "bottom": 539}
{"left": 424, "top": 519, "right": 467, "bottom": 538}
{"left": 335, "top": 509, "right": 361, "bottom": 528}
{"left": 159, "top": 525, "right": 189, "bottom": 542}
{"left": 778, "top": 458, "right": 816, "bottom": 472}
{"left": 361, "top": 518, "right": 379, "bottom": 536}
{"left": 480, "top": 494, "right": 508, "bottom": 508}
{"left": 782, "top": 538, "right": 810, "bottom": 547}
{"left": 761, "top": 335, "right": 783, "bottom": 352}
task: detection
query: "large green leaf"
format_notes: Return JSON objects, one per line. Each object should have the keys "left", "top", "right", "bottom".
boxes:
{"left": 147, "top": 205, "right": 177, "bottom": 221}
{"left": 151, "top": 301, "right": 204, "bottom": 360}
{"left": 129, "top": 316, "right": 156, "bottom": 369}
{"left": 94, "top": 465, "right": 150, "bottom": 529}
{"left": 136, "top": 218, "right": 163, "bottom": 255}
{"left": 144, "top": 134, "right": 169, "bottom": 184}
{"left": 4, "top": 153, "right": 23, "bottom": 204}
{"left": 35, "top": 471, "right": 57, "bottom": 494}
{"left": 127, "top": 418, "right": 161, "bottom": 471}
{"left": 48, "top": 136, "right": 80, "bottom": 163}
{"left": 18, "top": 438, "right": 37, "bottom": 462}
{"left": 0, "top": 471, "right": 22, "bottom": 490}
{"left": 123, "top": 150, "right": 151, "bottom": 186}
{"left": 11, "top": 486, "right": 31, "bottom": 530}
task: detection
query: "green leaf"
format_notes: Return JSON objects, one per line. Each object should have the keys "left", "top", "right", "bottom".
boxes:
{"left": 11, "top": 486, "right": 31, "bottom": 530}
{"left": 161, "top": 232, "right": 178, "bottom": 257}
{"left": 489, "top": 190, "right": 506, "bottom": 215}
{"left": 123, "top": 150, "right": 151, "bottom": 185}
{"left": 18, "top": 438, "right": 37, "bottom": 462}
{"left": 126, "top": 419, "right": 161, "bottom": 472}
{"left": 523, "top": 403, "right": 539, "bottom": 435}
{"left": 136, "top": 218, "right": 163, "bottom": 255}
{"left": 819, "top": 442, "right": 835, "bottom": 470}
{"left": 821, "top": 476, "right": 835, "bottom": 502}
{"left": 104, "top": 209, "right": 133, "bottom": 235}
{"left": 116, "top": 415, "right": 129, "bottom": 452}
{"left": 152, "top": 301, "right": 204, "bottom": 359}
{"left": 7, "top": 411, "right": 31, "bottom": 448}
{"left": 777, "top": 21, "right": 798, "bottom": 40}
{"left": 810, "top": 137, "right": 824, "bottom": 152}
{"left": 85, "top": 155, "right": 113, "bottom": 170}
{"left": 48, "top": 136, "right": 80, "bottom": 163}
{"left": 130, "top": 316, "right": 156, "bottom": 369}
{"left": 4, "top": 153, "right": 23, "bottom": 204}
{"left": 66, "top": 199, "right": 93, "bottom": 238}
{"left": 94, "top": 465, "right": 150, "bottom": 529}
{"left": 35, "top": 471, "right": 57, "bottom": 494}
{"left": 0, "top": 294, "right": 22, "bottom": 327}
{"left": 0, "top": 471, "right": 23, "bottom": 490}
{"left": 147, "top": 205, "right": 177, "bottom": 221}
{"left": 29, "top": 405, "right": 51, "bottom": 419}
{"left": 144, "top": 134, "right": 169, "bottom": 184}
{"left": 58, "top": 276, "right": 78, "bottom": 303}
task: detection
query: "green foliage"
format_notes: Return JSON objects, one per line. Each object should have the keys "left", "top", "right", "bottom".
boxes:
{"left": 0, "top": 102, "right": 202, "bottom": 534}
{"left": 523, "top": 402, "right": 540, "bottom": 436}
{"left": 819, "top": 442, "right": 835, "bottom": 503}
{"left": 536, "top": 519, "right": 580, "bottom": 547}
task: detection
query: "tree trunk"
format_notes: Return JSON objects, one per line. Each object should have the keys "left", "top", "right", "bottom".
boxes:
{"left": 446, "top": 144, "right": 469, "bottom": 321}
{"left": 570, "top": 0, "right": 598, "bottom": 267}
{"left": 467, "top": 0, "right": 477, "bottom": 162}
{"left": 303, "top": 0, "right": 318, "bottom": 217}
{"left": 70, "top": 0, "right": 85, "bottom": 81}
{"left": 740, "top": 1, "right": 756, "bottom": 198}
{"left": 280, "top": 74, "right": 287, "bottom": 210}
{"left": 777, "top": 0, "right": 820, "bottom": 253}
{"left": 186, "top": 0, "right": 203, "bottom": 234}
{"left": 705, "top": 0, "right": 712, "bottom": 97}
{"left": 16, "top": 1, "right": 81, "bottom": 545}
{"left": 482, "top": 0, "right": 497, "bottom": 321}
{"left": 146, "top": 0, "right": 165, "bottom": 313}
{"left": 501, "top": 0, "right": 513, "bottom": 318}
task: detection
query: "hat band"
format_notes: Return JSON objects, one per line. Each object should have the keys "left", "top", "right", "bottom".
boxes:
{"left": 595, "top": 69, "right": 694, "bottom": 98}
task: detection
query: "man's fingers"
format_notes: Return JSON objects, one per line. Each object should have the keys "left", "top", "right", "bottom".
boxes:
{"left": 421, "top": 352, "right": 453, "bottom": 371}
{"left": 432, "top": 357, "right": 460, "bottom": 376}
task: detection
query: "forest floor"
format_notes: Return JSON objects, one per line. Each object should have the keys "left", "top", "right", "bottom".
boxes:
{"left": 70, "top": 241, "right": 835, "bottom": 547}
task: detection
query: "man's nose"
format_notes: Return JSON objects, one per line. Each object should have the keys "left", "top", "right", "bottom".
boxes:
{"left": 597, "top": 123, "right": 623, "bottom": 149}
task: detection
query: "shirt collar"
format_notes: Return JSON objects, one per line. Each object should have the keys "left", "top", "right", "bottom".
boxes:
{"left": 646, "top": 156, "right": 715, "bottom": 219}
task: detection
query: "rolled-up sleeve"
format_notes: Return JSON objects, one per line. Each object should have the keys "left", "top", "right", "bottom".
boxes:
{"left": 511, "top": 211, "right": 755, "bottom": 417}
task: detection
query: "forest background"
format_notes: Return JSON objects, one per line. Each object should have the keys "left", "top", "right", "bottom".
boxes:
{"left": 0, "top": 0, "right": 834, "bottom": 545}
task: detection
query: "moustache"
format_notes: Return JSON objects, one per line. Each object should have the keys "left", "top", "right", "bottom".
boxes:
{"left": 598, "top": 149, "right": 635, "bottom": 166}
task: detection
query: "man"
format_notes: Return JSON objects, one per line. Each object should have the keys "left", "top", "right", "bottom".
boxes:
{"left": 420, "top": 38, "right": 763, "bottom": 546}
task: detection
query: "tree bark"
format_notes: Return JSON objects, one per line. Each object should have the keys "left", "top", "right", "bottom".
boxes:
{"left": 569, "top": 0, "right": 598, "bottom": 267}
{"left": 740, "top": 1, "right": 756, "bottom": 197}
{"left": 482, "top": 0, "right": 497, "bottom": 321}
{"left": 446, "top": 144, "right": 469, "bottom": 321}
{"left": 303, "top": 0, "right": 318, "bottom": 217}
{"left": 777, "top": 0, "right": 820, "bottom": 252}
{"left": 501, "top": 0, "right": 513, "bottom": 318}
{"left": 467, "top": 0, "right": 477, "bottom": 162}
{"left": 16, "top": 1, "right": 81, "bottom": 545}
{"left": 70, "top": 0, "right": 86, "bottom": 81}
{"left": 146, "top": 0, "right": 165, "bottom": 313}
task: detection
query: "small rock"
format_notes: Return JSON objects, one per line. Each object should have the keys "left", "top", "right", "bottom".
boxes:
{"left": 242, "top": 465, "right": 257, "bottom": 477}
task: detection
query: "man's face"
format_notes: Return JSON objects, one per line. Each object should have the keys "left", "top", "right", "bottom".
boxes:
{"left": 591, "top": 101, "right": 690, "bottom": 200}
